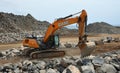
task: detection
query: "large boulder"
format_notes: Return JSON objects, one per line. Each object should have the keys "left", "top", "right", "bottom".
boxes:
{"left": 46, "top": 68, "right": 57, "bottom": 73}
{"left": 92, "top": 57, "right": 104, "bottom": 66}
{"left": 63, "top": 65, "right": 81, "bottom": 73}
{"left": 81, "top": 63, "right": 95, "bottom": 73}
{"left": 100, "top": 64, "right": 117, "bottom": 73}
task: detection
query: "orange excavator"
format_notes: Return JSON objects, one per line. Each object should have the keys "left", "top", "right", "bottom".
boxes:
{"left": 22, "top": 10, "right": 94, "bottom": 59}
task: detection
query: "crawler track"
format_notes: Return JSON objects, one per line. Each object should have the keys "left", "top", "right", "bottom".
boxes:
{"left": 23, "top": 48, "right": 65, "bottom": 59}
{"left": 30, "top": 50, "right": 65, "bottom": 59}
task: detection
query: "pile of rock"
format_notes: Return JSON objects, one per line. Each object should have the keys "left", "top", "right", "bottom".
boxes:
{"left": 0, "top": 48, "right": 119, "bottom": 73}
{"left": 0, "top": 33, "right": 24, "bottom": 43}
{"left": 59, "top": 42, "right": 77, "bottom": 48}
{"left": 0, "top": 47, "right": 23, "bottom": 59}
{"left": 0, "top": 31, "right": 44, "bottom": 44}
{"left": 95, "top": 37, "right": 120, "bottom": 45}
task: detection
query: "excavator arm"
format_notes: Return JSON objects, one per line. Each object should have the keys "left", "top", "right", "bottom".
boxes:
{"left": 43, "top": 10, "right": 87, "bottom": 43}
{"left": 43, "top": 10, "right": 95, "bottom": 58}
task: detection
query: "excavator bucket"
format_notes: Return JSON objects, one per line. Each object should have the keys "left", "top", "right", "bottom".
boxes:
{"left": 79, "top": 41, "right": 96, "bottom": 58}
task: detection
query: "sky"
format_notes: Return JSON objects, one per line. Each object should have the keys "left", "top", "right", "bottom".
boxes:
{"left": 0, "top": 0, "right": 120, "bottom": 28}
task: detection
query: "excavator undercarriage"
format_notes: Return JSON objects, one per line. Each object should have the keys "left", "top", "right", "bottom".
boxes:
{"left": 22, "top": 35, "right": 66, "bottom": 59}
{"left": 23, "top": 48, "right": 65, "bottom": 59}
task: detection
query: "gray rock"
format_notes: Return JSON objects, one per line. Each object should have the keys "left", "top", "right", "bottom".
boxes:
{"left": 22, "top": 71, "right": 29, "bottom": 73}
{"left": 104, "top": 56, "right": 112, "bottom": 63}
{"left": 81, "top": 63, "right": 95, "bottom": 73}
{"left": 22, "top": 60, "right": 33, "bottom": 72}
{"left": 28, "top": 64, "right": 37, "bottom": 71}
{"left": 34, "top": 69, "right": 39, "bottom": 73}
{"left": 1, "top": 51, "right": 7, "bottom": 56}
{"left": 62, "top": 56, "right": 76, "bottom": 65}
{"left": 46, "top": 68, "right": 56, "bottom": 73}
{"left": 55, "top": 60, "right": 68, "bottom": 73}
{"left": 117, "top": 54, "right": 120, "bottom": 58}
{"left": 76, "top": 59, "right": 83, "bottom": 66}
{"left": 36, "top": 61, "right": 46, "bottom": 69}
{"left": 46, "top": 60, "right": 55, "bottom": 69}
{"left": 4, "top": 63, "right": 13, "bottom": 69}
{"left": 101, "top": 64, "right": 117, "bottom": 73}
{"left": 10, "top": 48, "right": 19, "bottom": 53}
{"left": 64, "top": 43, "right": 72, "bottom": 48}
{"left": 110, "top": 58, "right": 120, "bottom": 71}
{"left": 22, "top": 60, "right": 32, "bottom": 66}
{"left": 11, "top": 48, "right": 20, "bottom": 56}
{"left": 63, "top": 65, "right": 81, "bottom": 73}
{"left": 92, "top": 57, "right": 104, "bottom": 66}
{"left": 0, "top": 49, "right": 21, "bottom": 58}
{"left": 95, "top": 41, "right": 104, "bottom": 45}
{"left": 110, "top": 62, "right": 120, "bottom": 71}
{"left": 95, "top": 67, "right": 104, "bottom": 73}
{"left": 40, "top": 70, "right": 46, "bottom": 73}
{"left": 0, "top": 52, "right": 3, "bottom": 57}
{"left": 72, "top": 56, "right": 81, "bottom": 60}
{"left": 52, "top": 58, "right": 61, "bottom": 65}
{"left": 27, "top": 65, "right": 34, "bottom": 72}
{"left": 0, "top": 66, "right": 3, "bottom": 72}
{"left": 14, "top": 68, "right": 22, "bottom": 73}
{"left": 81, "top": 58, "right": 92, "bottom": 65}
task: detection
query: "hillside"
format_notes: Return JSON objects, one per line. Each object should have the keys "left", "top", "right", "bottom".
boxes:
{"left": 86, "top": 22, "right": 120, "bottom": 34}
{"left": 0, "top": 12, "right": 71, "bottom": 43}
{"left": 0, "top": 12, "right": 50, "bottom": 33}
{"left": 1, "top": 12, "right": 120, "bottom": 35}
{"left": 0, "top": 12, "right": 120, "bottom": 43}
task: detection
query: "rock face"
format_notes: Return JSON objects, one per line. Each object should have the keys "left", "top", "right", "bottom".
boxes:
{"left": 0, "top": 12, "right": 50, "bottom": 43}
{"left": 0, "top": 47, "right": 120, "bottom": 73}
{"left": 0, "top": 12, "right": 49, "bottom": 33}
{"left": 86, "top": 22, "right": 120, "bottom": 34}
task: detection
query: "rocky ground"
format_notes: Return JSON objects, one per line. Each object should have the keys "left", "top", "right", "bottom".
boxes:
{"left": 0, "top": 47, "right": 119, "bottom": 73}
{"left": 0, "top": 38, "right": 120, "bottom": 73}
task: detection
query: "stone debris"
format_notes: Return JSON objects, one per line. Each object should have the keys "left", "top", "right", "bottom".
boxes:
{"left": 114, "top": 37, "right": 120, "bottom": 42}
{"left": 101, "top": 64, "right": 117, "bottom": 73}
{"left": 81, "top": 63, "right": 95, "bottom": 73}
{"left": 0, "top": 47, "right": 120, "bottom": 73}
{"left": 63, "top": 65, "right": 81, "bottom": 73}
{"left": 92, "top": 57, "right": 104, "bottom": 66}
{"left": 0, "top": 48, "right": 22, "bottom": 59}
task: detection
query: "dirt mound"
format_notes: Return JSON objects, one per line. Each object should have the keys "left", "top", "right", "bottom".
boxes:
{"left": 0, "top": 12, "right": 50, "bottom": 33}
{"left": 86, "top": 22, "right": 120, "bottom": 34}
{"left": 0, "top": 12, "right": 70, "bottom": 35}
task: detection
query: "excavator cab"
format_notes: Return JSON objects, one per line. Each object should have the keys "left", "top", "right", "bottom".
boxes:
{"left": 45, "top": 35, "right": 59, "bottom": 49}
{"left": 23, "top": 35, "right": 60, "bottom": 50}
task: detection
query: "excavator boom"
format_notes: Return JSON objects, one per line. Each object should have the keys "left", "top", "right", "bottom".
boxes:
{"left": 43, "top": 10, "right": 87, "bottom": 43}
